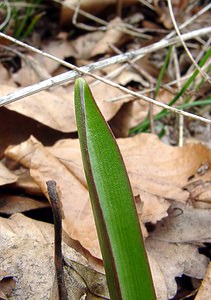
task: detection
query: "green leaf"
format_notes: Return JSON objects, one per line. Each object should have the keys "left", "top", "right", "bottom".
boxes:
{"left": 154, "top": 46, "right": 172, "bottom": 99}
{"left": 130, "top": 47, "right": 211, "bottom": 134}
{"left": 74, "top": 78, "right": 156, "bottom": 300}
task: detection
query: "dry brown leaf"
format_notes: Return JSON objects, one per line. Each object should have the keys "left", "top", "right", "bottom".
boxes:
{"left": 6, "top": 136, "right": 101, "bottom": 258}
{"left": 5, "top": 134, "right": 211, "bottom": 241}
{"left": 60, "top": 259, "right": 108, "bottom": 299}
{"left": 48, "top": 138, "right": 85, "bottom": 186}
{"left": 129, "top": 100, "right": 150, "bottom": 127}
{"left": 0, "top": 81, "right": 130, "bottom": 135}
{"left": 6, "top": 133, "right": 211, "bottom": 223}
{"left": 30, "top": 143, "right": 100, "bottom": 256}
{"left": 0, "top": 213, "right": 108, "bottom": 300}
{"left": 117, "top": 70, "right": 148, "bottom": 86}
{"left": 195, "top": 262, "right": 211, "bottom": 300}
{"left": 91, "top": 17, "right": 129, "bottom": 56}
{"left": 0, "top": 213, "right": 167, "bottom": 299}
{"left": 48, "top": 133, "right": 211, "bottom": 203}
{"left": 118, "top": 134, "right": 211, "bottom": 199}
{"left": 4, "top": 135, "right": 211, "bottom": 299}
{"left": 12, "top": 55, "right": 51, "bottom": 86}
{"left": 0, "top": 106, "right": 71, "bottom": 156}
{"left": 148, "top": 256, "right": 168, "bottom": 300}
{"left": 7, "top": 133, "right": 211, "bottom": 258}
{"left": 0, "top": 194, "right": 49, "bottom": 215}
{"left": 0, "top": 162, "right": 17, "bottom": 186}
{"left": 148, "top": 200, "right": 211, "bottom": 298}
{"left": 34, "top": 38, "right": 76, "bottom": 74}
{"left": 70, "top": 31, "right": 104, "bottom": 59}
{"left": 0, "top": 81, "right": 128, "bottom": 136}
{"left": 46, "top": 136, "right": 171, "bottom": 223}
{"left": 184, "top": 180, "right": 211, "bottom": 209}
{"left": 6, "top": 137, "right": 38, "bottom": 169}
{"left": 0, "top": 214, "right": 55, "bottom": 299}
{"left": 147, "top": 238, "right": 208, "bottom": 299}
{"left": 13, "top": 167, "right": 42, "bottom": 195}
{"left": 61, "top": 0, "right": 112, "bottom": 24}
{"left": 109, "top": 101, "right": 134, "bottom": 137}
{"left": 135, "top": 191, "right": 170, "bottom": 224}
{"left": 0, "top": 85, "right": 73, "bottom": 132}
{"left": 5, "top": 135, "right": 167, "bottom": 258}
{"left": 149, "top": 200, "right": 211, "bottom": 244}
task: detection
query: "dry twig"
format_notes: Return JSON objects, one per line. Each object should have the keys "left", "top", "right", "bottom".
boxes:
{"left": 167, "top": 0, "right": 211, "bottom": 83}
{"left": 0, "top": 27, "right": 211, "bottom": 125}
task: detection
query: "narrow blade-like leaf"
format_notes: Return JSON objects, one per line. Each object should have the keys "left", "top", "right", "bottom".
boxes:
{"left": 74, "top": 78, "right": 156, "bottom": 300}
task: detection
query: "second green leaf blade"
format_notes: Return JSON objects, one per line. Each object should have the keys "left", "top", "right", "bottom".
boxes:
{"left": 74, "top": 78, "right": 156, "bottom": 300}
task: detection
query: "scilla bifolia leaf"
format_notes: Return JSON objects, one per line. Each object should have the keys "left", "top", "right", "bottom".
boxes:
{"left": 74, "top": 78, "right": 156, "bottom": 300}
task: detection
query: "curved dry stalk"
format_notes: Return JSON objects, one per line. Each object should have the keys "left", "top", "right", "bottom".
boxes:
{"left": 166, "top": 3, "right": 211, "bottom": 40}
{"left": 0, "top": 0, "right": 11, "bottom": 31}
{"left": 167, "top": 0, "right": 211, "bottom": 83}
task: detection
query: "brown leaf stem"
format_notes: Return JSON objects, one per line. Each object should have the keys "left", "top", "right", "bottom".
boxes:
{"left": 46, "top": 180, "right": 68, "bottom": 300}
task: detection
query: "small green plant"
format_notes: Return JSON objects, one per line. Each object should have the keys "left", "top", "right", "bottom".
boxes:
{"left": 1, "top": 0, "right": 44, "bottom": 40}
{"left": 74, "top": 78, "right": 156, "bottom": 300}
{"left": 129, "top": 47, "right": 211, "bottom": 135}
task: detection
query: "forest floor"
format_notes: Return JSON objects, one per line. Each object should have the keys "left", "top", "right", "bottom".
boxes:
{"left": 0, "top": 1, "right": 210, "bottom": 299}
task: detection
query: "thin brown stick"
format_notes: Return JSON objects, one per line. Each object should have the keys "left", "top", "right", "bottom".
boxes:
{"left": 46, "top": 180, "right": 68, "bottom": 300}
{"left": 116, "top": 0, "right": 123, "bottom": 17}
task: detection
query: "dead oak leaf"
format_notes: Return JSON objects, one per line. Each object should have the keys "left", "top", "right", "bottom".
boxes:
{"left": 6, "top": 133, "right": 211, "bottom": 233}
{"left": 117, "top": 134, "right": 211, "bottom": 200}
{"left": 5, "top": 136, "right": 100, "bottom": 258}
{"left": 6, "top": 135, "right": 170, "bottom": 230}
{"left": 47, "top": 133, "right": 211, "bottom": 214}
{"left": 4, "top": 135, "right": 211, "bottom": 299}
